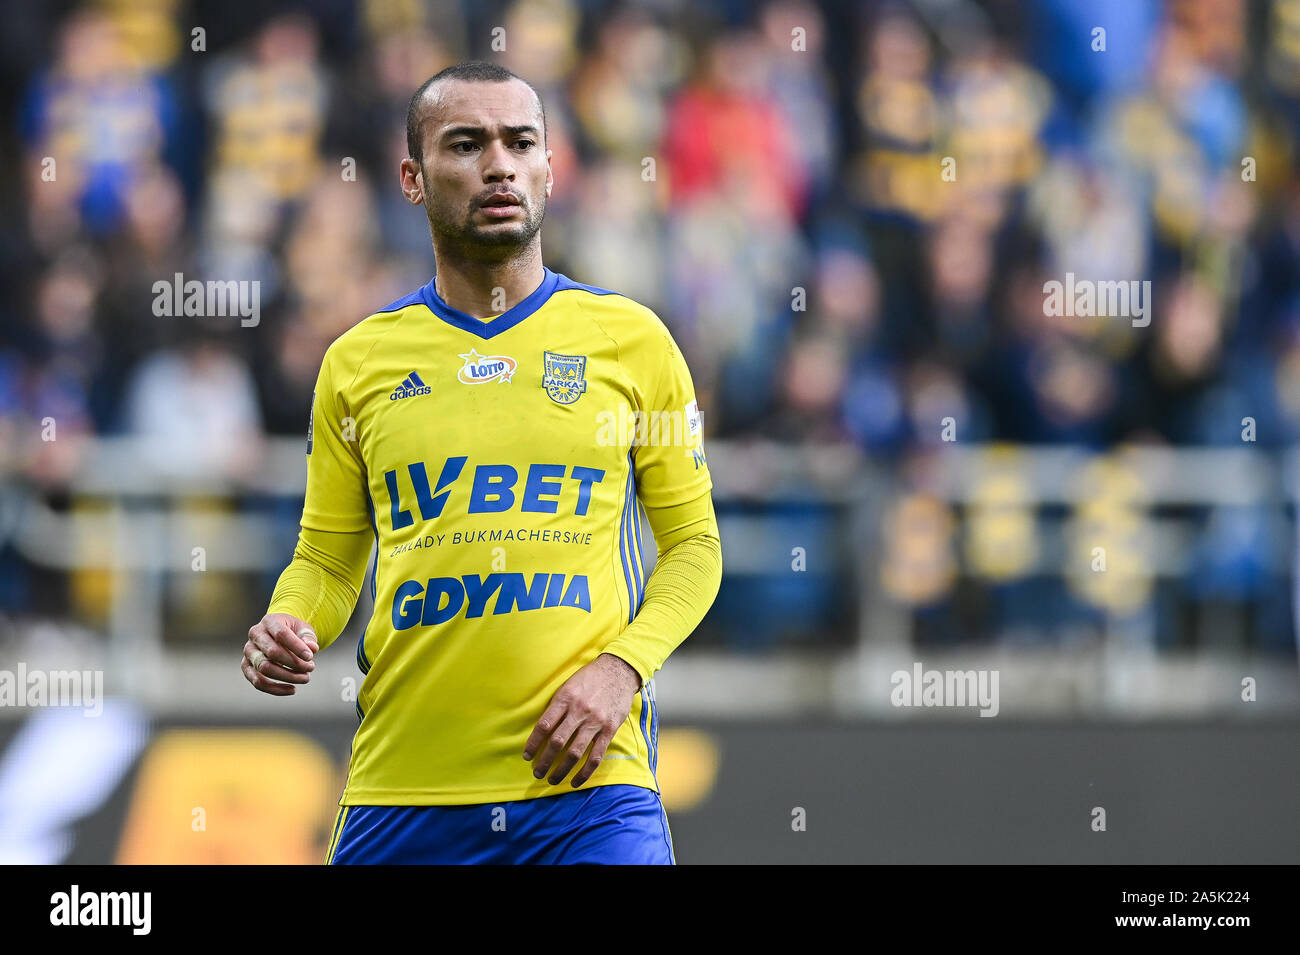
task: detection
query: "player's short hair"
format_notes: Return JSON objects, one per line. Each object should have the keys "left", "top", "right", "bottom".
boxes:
{"left": 406, "top": 61, "right": 547, "bottom": 164}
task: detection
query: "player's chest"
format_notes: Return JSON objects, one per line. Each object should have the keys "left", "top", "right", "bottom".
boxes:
{"left": 351, "top": 330, "right": 636, "bottom": 485}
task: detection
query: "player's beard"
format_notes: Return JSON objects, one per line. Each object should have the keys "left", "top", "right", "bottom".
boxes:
{"left": 425, "top": 179, "right": 546, "bottom": 264}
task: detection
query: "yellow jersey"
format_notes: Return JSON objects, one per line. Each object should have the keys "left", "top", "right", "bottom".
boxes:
{"left": 285, "top": 267, "right": 715, "bottom": 805}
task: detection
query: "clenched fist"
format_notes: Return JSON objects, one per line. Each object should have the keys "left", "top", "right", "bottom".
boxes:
{"left": 242, "top": 612, "right": 319, "bottom": 696}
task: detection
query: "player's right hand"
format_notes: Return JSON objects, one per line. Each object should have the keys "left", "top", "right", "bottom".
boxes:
{"left": 242, "top": 613, "right": 319, "bottom": 696}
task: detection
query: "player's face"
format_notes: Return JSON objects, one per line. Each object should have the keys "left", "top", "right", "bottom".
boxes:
{"left": 406, "top": 78, "right": 553, "bottom": 259}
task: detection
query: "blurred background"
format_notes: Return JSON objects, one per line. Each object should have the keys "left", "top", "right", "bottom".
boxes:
{"left": 1, "top": 0, "right": 1299, "bottom": 864}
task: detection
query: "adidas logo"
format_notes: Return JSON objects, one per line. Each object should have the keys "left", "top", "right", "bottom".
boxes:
{"left": 390, "top": 371, "right": 432, "bottom": 401}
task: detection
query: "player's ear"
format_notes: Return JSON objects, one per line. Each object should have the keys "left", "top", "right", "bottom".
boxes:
{"left": 545, "top": 148, "right": 553, "bottom": 198}
{"left": 400, "top": 157, "right": 424, "bottom": 205}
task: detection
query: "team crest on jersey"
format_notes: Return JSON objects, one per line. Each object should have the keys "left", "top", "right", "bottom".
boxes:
{"left": 457, "top": 349, "right": 517, "bottom": 384}
{"left": 543, "top": 351, "right": 588, "bottom": 405}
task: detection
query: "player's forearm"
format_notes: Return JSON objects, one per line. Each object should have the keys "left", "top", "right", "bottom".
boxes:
{"left": 266, "top": 526, "right": 372, "bottom": 651}
{"left": 601, "top": 498, "right": 722, "bottom": 683}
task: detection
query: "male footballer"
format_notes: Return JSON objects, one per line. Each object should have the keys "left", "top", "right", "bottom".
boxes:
{"left": 241, "top": 61, "right": 722, "bottom": 864}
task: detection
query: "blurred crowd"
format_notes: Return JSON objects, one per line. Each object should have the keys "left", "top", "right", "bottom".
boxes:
{"left": 1, "top": 0, "right": 1299, "bottom": 648}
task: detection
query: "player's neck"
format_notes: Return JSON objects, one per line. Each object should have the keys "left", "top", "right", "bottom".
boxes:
{"left": 431, "top": 247, "right": 545, "bottom": 320}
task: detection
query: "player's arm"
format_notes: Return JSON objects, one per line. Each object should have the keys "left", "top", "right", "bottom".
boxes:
{"left": 599, "top": 490, "right": 721, "bottom": 685}
{"left": 522, "top": 498, "right": 721, "bottom": 784}
{"left": 601, "top": 318, "right": 721, "bottom": 682}
{"left": 243, "top": 345, "right": 373, "bottom": 696}
{"left": 526, "top": 318, "right": 721, "bottom": 783}
{"left": 244, "top": 525, "right": 373, "bottom": 694}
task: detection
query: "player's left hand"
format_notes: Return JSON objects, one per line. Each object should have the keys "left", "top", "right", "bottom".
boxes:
{"left": 524, "top": 653, "right": 642, "bottom": 787}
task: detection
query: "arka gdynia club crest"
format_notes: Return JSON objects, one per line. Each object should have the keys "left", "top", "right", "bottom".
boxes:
{"left": 543, "top": 351, "right": 588, "bottom": 405}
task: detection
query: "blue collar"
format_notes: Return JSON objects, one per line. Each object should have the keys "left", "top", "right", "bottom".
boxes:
{"left": 419, "top": 267, "right": 560, "bottom": 340}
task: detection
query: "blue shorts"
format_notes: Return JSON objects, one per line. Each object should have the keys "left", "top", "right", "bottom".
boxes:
{"left": 326, "top": 784, "right": 675, "bottom": 865}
